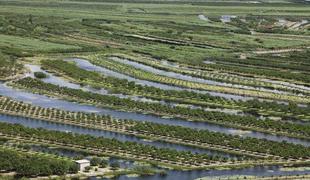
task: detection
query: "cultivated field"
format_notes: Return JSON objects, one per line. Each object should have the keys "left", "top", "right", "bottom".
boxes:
{"left": 0, "top": 0, "right": 309, "bottom": 179}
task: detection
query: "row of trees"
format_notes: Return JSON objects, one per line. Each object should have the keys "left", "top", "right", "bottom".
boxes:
{"left": 211, "top": 55, "right": 310, "bottom": 74}
{"left": 0, "top": 96, "right": 244, "bottom": 161}
{"left": 1, "top": 94, "right": 309, "bottom": 160}
{"left": 1, "top": 95, "right": 310, "bottom": 160}
{"left": 0, "top": 96, "right": 126, "bottom": 127}
{"left": 41, "top": 59, "right": 309, "bottom": 120}
{"left": 86, "top": 55, "right": 307, "bottom": 104}
{"left": 0, "top": 122, "right": 228, "bottom": 165}
{"left": 41, "top": 59, "right": 226, "bottom": 102}
{"left": 130, "top": 122, "right": 310, "bottom": 159}
{"left": 241, "top": 99, "right": 310, "bottom": 117}
{"left": 108, "top": 55, "right": 286, "bottom": 93}
{"left": 15, "top": 77, "right": 310, "bottom": 138}
{"left": 206, "top": 63, "right": 310, "bottom": 84}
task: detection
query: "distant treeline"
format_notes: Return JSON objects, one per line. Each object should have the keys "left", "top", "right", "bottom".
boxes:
{"left": 69, "top": 0, "right": 308, "bottom": 6}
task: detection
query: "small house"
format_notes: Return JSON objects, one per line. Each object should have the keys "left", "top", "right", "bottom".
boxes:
{"left": 75, "top": 159, "right": 90, "bottom": 171}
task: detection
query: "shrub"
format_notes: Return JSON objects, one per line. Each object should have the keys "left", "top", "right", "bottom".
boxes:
{"left": 34, "top": 72, "right": 48, "bottom": 79}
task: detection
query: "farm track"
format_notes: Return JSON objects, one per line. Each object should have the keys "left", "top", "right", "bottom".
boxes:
{"left": 123, "top": 34, "right": 224, "bottom": 49}
{"left": 253, "top": 48, "right": 304, "bottom": 55}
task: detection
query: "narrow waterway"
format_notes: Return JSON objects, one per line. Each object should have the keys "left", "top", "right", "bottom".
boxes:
{"left": 15, "top": 142, "right": 310, "bottom": 180}
{"left": 25, "top": 64, "right": 82, "bottom": 89}
{"left": 14, "top": 143, "right": 310, "bottom": 180}
{"left": 24, "top": 144, "right": 138, "bottom": 169}
{"left": 7, "top": 133, "right": 308, "bottom": 180}
{"left": 67, "top": 58, "right": 253, "bottom": 101}
{"left": 263, "top": 79, "right": 310, "bottom": 92}
{"left": 92, "top": 165, "right": 310, "bottom": 180}
{"left": 109, "top": 56, "right": 231, "bottom": 86}
{"left": 190, "top": 61, "right": 310, "bottom": 95}
{"left": 26, "top": 64, "right": 244, "bottom": 115}
{"left": 69, "top": 58, "right": 310, "bottom": 106}
{"left": 109, "top": 57, "right": 291, "bottom": 95}
{"left": 25, "top": 64, "right": 159, "bottom": 104}
{"left": 0, "top": 114, "right": 239, "bottom": 158}
{"left": 0, "top": 83, "right": 309, "bottom": 146}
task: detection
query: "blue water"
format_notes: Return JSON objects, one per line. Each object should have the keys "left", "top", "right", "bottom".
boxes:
{"left": 0, "top": 83, "right": 309, "bottom": 146}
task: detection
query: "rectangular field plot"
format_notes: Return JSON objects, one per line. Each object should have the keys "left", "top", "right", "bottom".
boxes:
{"left": 0, "top": 34, "right": 81, "bottom": 52}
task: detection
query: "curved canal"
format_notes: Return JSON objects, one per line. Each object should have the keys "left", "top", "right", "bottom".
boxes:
{"left": 0, "top": 82, "right": 309, "bottom": 146}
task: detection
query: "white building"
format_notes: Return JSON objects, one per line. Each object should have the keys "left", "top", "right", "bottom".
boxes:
{"left": 75, "top": 159, "right": 90, "bottom": 171}
{"left": 220, "top": 15, "right": 237, "bottom": 23}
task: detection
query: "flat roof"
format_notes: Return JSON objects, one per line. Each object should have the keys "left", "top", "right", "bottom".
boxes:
{"left": 75, "top": 159, "right": 90, "bottom": 164}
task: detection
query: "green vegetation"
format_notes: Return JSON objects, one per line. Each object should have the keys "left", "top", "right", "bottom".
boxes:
{"left": 107, "top": 53, "right": 309, "bottom": 95}
{"left": 0, "top": 146, "right": 77, "bottom": 177}
{"left": 85, "top": 54, "right": 309, "bottom": 103}
{"left": 0, "top": 0, "right": 309, "bottom": 177}
{"left": 33, "top": 71, "right": 48, "bottom": 79}
{"left": 13, "top": 77, "right": 310, "bottom": 139}
{"left": 0, "top": 51, "right": 22, "bottom": 80}
{"left": 0, "top": 34, "right": 81, "bottom": 53}
{"left": 130, "top": 122, "right": 310, "bottom": 159}
{"left": 41, "top": 59, "right": 310, "bottom": 122}
{"left": 0, "top": 122, "right": 227, "bottom": 167}
{"left": 206, "top": 63, "right": 310, "bottom": 84}
{"left": 2, "top": 95, "right": 308, "bottom": 159}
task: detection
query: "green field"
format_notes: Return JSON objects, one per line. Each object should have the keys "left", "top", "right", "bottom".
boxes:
{"left": 0, "top": 34, "right": 80, "bottom": 52}
{"left": 0, "top": 0, "right": 309, "bottom": 179}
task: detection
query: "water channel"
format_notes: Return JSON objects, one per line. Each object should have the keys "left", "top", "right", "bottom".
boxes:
{"left": 25, "top": 64, "right": 245, "bottom": 115}
{"left": 109, "top": 56, "right": 291, "bottom": 95}
{"left": 93, "top": 166, "right": 310, "bottom": 180}
{"left": 0, "top": 113, "right": 239, "bottom": 158}
{"left": 0, "top": 82, "right": 309, "bottom": 146}
{"left": 67, "top": 58, "right": 253, "bottom": 101}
